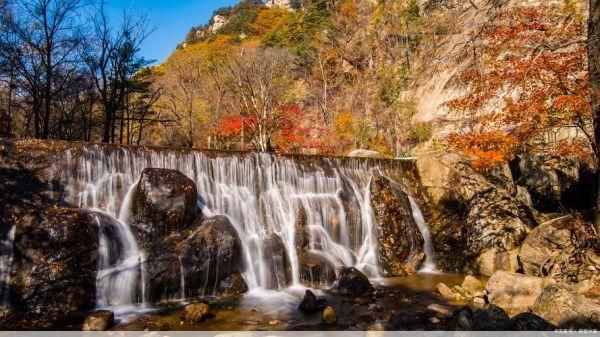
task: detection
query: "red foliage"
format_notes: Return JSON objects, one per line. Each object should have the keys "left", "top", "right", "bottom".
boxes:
{"left": 274, "top": 104, "right": 335, "bottom": 153}
{"left": 218, "top": 115, "right": 257, "bottom": 138}
{"left": 445, "top": 3, "right": 592, "bottom": 170}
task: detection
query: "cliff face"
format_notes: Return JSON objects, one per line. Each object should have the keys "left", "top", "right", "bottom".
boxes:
{"left": 264, "top": 0, "right": 295, "bottom": 10}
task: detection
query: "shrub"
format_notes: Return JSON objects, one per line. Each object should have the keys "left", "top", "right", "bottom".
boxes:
{"left": 407, "top": 122, "right": 432, "bottom": 144}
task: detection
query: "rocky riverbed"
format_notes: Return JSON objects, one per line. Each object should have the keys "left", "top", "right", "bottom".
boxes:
{"left": 104, "top": 273, "right": 470, "bottom": 331}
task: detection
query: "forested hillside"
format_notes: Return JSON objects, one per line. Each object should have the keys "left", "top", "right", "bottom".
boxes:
{"left": 146, "top": 0, "right": 593, "bottom": 163}
{"left": 0, "top": 0, "right": 594, "bottom": 163}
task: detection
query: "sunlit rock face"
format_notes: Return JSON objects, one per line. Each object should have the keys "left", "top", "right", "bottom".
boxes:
{"left": 415, "top": 154, "right": 537, "bottom": 273}
{"left": 370, "top": 173, "right": 425, "bottom": 277}
{"left": 264, "top": 0, "right": 296, "bottom": 11}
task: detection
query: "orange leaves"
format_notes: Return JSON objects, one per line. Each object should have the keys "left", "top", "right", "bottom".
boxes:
{"left": 445, "top": 2, "right": 592, "bottom": 170}
{"left": 447, "top": 131, "right": 520, "bottom": 170}
{"left": 339, "top": 1, "right": 359, "bottom": 24}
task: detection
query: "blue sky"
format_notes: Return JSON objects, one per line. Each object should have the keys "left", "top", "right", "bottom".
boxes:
{"left": 107, "top": 0, "right": 239, "bottom": 64}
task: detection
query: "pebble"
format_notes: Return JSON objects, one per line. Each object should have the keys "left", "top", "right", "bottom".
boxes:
{"left": 473, "top": 297, "right": 486, "bottom": 305}
{"left": 268, "top": 320, "right": 279, "bottom": 325}
{"left": 428, "top": 317, "right": 441, "bottom": 324}
{"left": 426, "top": 303, "right": 453, "bottom": 318}
{"left": 323, "top": 306, "right": 338, "bottom": 323}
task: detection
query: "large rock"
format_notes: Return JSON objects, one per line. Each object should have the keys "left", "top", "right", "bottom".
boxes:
{"left": 475, "top": 248, "right": 519, "bottom": 276}
{"left": 472, "top": 305, "right": 510, "bottom": 330}
{"left": 181, "top": 303, "right": 211, "bottom": 323}
{"left": 130, "top": 168, "right": 198, "bottom": 246}
{"left": 532, "top": 284, "right": 600, "bottom": 328}
{"left": 144, "top": 231, "right": 187, "bottom": 301}
{"left": 416, "top": 154, "right": 536, "bottom": 272}
{"left": 510, "top": 154, "right": 595, "bottom": 212}
{"left": 179, "top": 216, "right": 244, "bottom": 296}
{"left": 519, "top": 216, "right": 599, "bottom": 283}
{"left": 299, "top": 289, "right": 327, "bottom": 312}
{"left": 299, "top": 252, "right": 336, "bottom": 288}
{"left": 448, "top": 306, "right": 473, "bottom": 331}
{"left": 82, "top": 310, "right": 114, "bottom": 331}
{"left": 218, "top": 274, "right": 248, "bottom": 296}
{"left": 9, "top": 208, "right": 102, "bottom": 328}
{"left": 461, "top": 275, "right": 484, "bottom": 294}
{"left": 370, "top": 174, "right": 425, "bottom": 277}
{"left": 335, "top": 267, "right": 374, "bottom": 296}
{"left": 486, "top": 271, "right": 554, "bottom": 314}
{"left": 505, "top": 312, "right": 556, "bottom": 331}
{"left": 146, "top": 215, "right": 243, "bottom": 300}
{"left": 258, "top": 234, "right": 291, "bottom": 289}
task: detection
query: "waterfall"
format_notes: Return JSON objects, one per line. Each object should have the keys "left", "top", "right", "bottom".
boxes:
{"left": 0, "top": 225, "right": 16, "bottom": 310}
{"left": 409, "top": 196, "right": 437, "bottom": 272}
{"left": 93, "top": 209, "right": 147, "bottom": 310}
{"left": 49, "top": 144, "right": 435, "bottom": 306}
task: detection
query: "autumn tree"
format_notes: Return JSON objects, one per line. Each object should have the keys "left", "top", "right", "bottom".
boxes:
{"left": 446, "top": 2, "right": 592, "bottom": 170}
{"left": 220, "top": 46, "right": 295, "bottom": 151}
{"left": 590, "top": 0, "right": 600, "bottom": 229}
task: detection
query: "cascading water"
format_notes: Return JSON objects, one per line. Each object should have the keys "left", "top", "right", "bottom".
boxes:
{"left": 50, "top": 144, "right": 435, "bottom": 308}
{"left": 0, "top": 225, "right": 16, "bottom": 310}
{"left": 409, "top": 196, "right": 437, "bottom": 272}
{"left": 93, "top": 209, "right": 147, "bottom": 310}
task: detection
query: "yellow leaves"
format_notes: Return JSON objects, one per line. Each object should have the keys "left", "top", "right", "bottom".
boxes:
{"left": 333, "top": 110, "right": 354, "bottom": 136}
{"left": 250, "top": 7, "right": 295, "bottom": 36}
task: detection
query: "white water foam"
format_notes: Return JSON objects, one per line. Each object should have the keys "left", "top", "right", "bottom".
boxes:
{"left": 46, "top": 145, "right": 437, "bottom": 311}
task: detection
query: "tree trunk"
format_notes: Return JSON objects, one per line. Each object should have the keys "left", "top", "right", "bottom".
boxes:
{"left": 591, "top": 0, "right": 600, "bottom": 231}
{"left": 42, "top": 66, "right": 52, "bottom": 139}
{"left": 6, "top": 77, "right": 14, "bottom": 136}
{"left": 33, "top": 91, "right": 41, "bottom": 139}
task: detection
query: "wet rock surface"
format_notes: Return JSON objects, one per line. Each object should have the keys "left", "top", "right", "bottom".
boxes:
{"left": 8, "top": 207, "right": 102, "bottom": 329}
{"left": 370, "top": 174, "right": 425, "bottom": 276}
{"left": 257, "top": 234, "right": 292, "bottom": 288}
{"left": 299, "top": 252, "right": 336, "bottom": 288}
{"left": 181, "top": 303, "right": 212, "bottom": 323}
{"left": 145, "top": 216, "right": 244, "bottom": 300}
{"left": 130, "top": 168, "right": 199, "bottom": 246}
{"left": 82, "top": 310, "right": 114, "bottom": 331}
{"left": 335, "top": 267, "right": 374, "bottom": 296}
{"left": 179, "top": 216, "right": 244, "bottom": 296}
{"left": 145, "top": 231, "right": 187, "bottom": 301}
{"left": 299, "top": 290, "right": 327, "bottom": 312}
{"left": 218, "top": 274, "right": 248, "bottom": 297}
